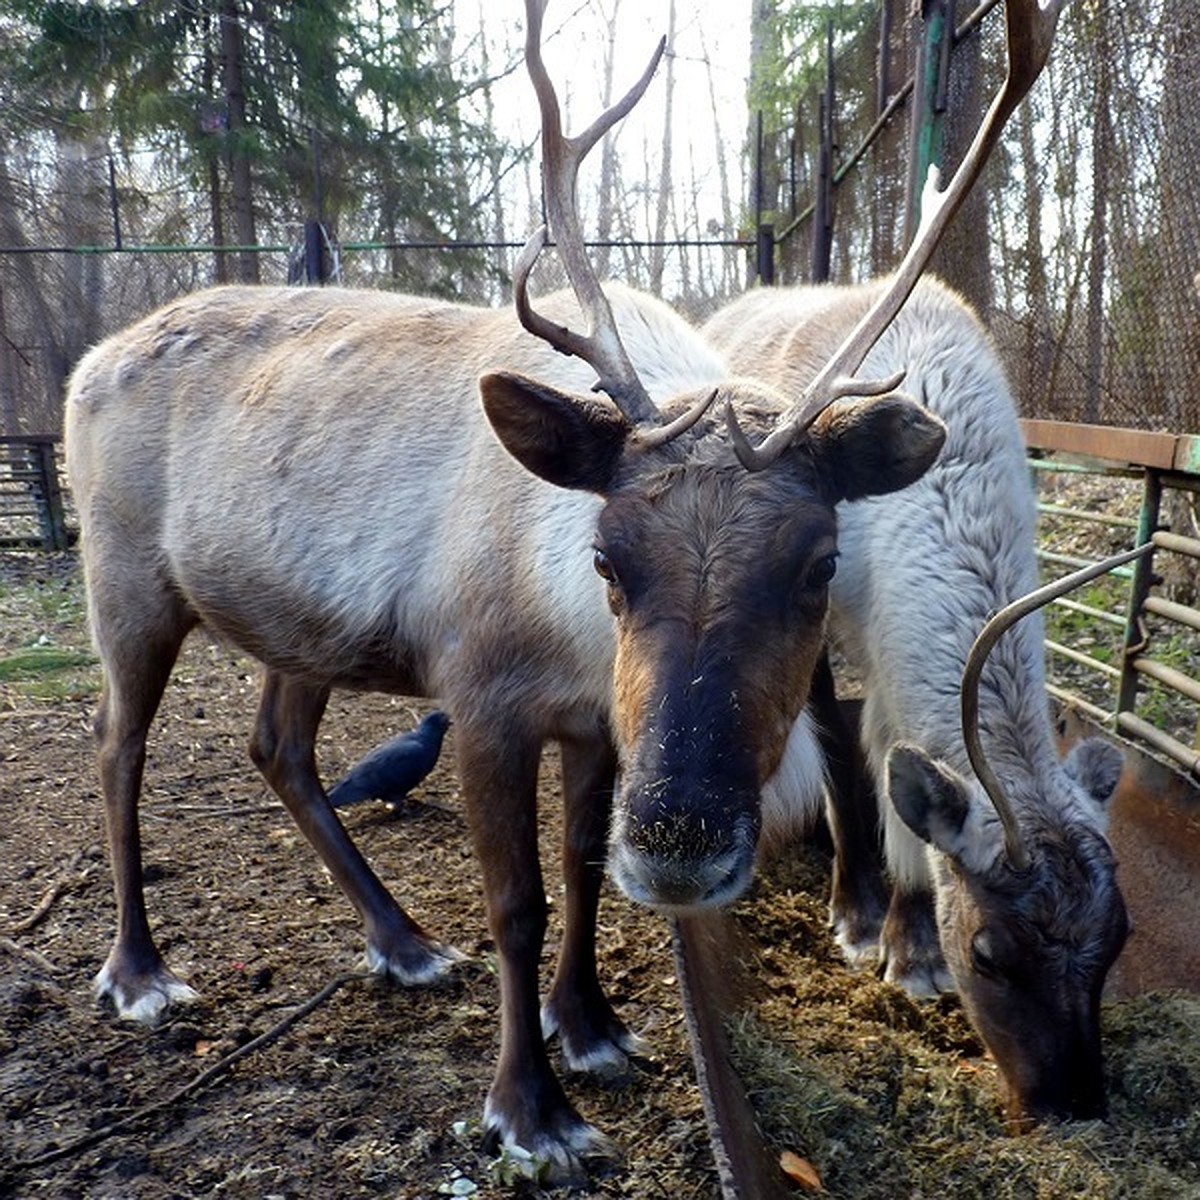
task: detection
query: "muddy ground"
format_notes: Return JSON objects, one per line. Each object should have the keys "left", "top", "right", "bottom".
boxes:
{"left": 2, "top": 551, "right": 1199, "bottom": 1199}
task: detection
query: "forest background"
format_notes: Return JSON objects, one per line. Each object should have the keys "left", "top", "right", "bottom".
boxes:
{"left": 0, "top": 0, "right": 1196, "bottom": 438}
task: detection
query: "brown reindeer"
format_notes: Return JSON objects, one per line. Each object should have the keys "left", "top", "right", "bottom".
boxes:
{"left": 63, "top": 2, "right": 947, "bottom": 1176}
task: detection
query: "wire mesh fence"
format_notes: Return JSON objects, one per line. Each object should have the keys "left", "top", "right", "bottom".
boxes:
{"left": 764, "top": 0, "right": 1198, "bottom": 435}
{"left": 0, "top": 0, "right": 1194, "bottom": 440}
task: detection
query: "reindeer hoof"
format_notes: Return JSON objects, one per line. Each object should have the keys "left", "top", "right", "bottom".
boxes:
{"left": 881, "top": 955, "right": 953, "bottom": 998}
{"left": 95, "top": 959, "right": 199, "bottom": 1024}
{"left": 482, "top": 1098, "right": 618, "bottom": 1185}
{"left": 540, "top": 998, "right": 650, "bottom": 1076}
{"left": 831, "top": 918, "right": 883, "bottom": 968}
{"left": 365, "top": 936, "right": 464, "bottom": 986}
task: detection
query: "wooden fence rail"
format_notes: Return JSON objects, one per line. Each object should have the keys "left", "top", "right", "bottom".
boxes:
{"left": 1025, "top": 419, "right": 1200, "bottom": 780}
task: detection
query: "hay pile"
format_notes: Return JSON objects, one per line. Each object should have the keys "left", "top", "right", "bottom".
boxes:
{"left": 730, "top": 851, "right": 1200, "bottom": 1199}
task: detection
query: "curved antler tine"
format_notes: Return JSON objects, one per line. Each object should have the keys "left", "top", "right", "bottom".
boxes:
{"left": 634, "top": 388, "right": 720, "bottom": 451}
{"left": 726, "top": 403, "right": 771, "bottom": 472}
{"left": 575, "top": 35, "right": 666, "bottom": 160}
{"left": 514, "top": 223, "right": 613, "bottom": 366}
{"left": 726, "top": 369, "right": 910, "bottom": 472}
{"left": 751, "top": 0, "right": 1066, "bottom": 468}
{"left": 961, "top": 541, "right": 1154, "bottom": 872}
{"left": 513, "top": 225, "right": 572, "bottom": 359}
{"left": 521, "top": 0, "right": 662, "bottom": 426}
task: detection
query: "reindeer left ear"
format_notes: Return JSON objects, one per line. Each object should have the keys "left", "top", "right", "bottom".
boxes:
{"left": 808, "top": 394, "right": 946, "bottom": 502}
{"left": 886, "top": 743, "right": 1007, "bottom": 877}
{"left": 1062, "top": 737, "right": 1124, "bottom": 822}
{"left": 480, "top": 370, "right": 629, "bottom": 494}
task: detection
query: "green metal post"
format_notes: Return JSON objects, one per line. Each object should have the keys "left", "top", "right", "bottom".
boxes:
{"left": 1116, "top": 468, "right": 1163, "bottom": 722}
{"left": 903, "top": 0, "right": 952, "bottom": 247}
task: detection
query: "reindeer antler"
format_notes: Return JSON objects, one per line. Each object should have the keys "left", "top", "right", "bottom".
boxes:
{"left": 961, "top": 541, "right": 1153, "bottom": 872}
{"left": 517, "top": 0, "right": 665, "bottom": 426}
{"left": 729, "top": 0, "right": 1068, "bottom": 471}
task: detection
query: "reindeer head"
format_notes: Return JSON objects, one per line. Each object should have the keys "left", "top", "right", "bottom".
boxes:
{"left": 886, "top": 546, "right": 1147, "bottom": 1121}
{"left": 888, "top": 740, "right": 1127, "bottom": 1122}
{"left": 483, "top": 374, "right": 943, "bottom": 910}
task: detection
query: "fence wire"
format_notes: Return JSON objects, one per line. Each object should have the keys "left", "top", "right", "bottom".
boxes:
{"left": 769, "top": 0, "right": 1198, "bottom": 435}
{"left": 0, "top": 0, "right": 1194, "bottom": 439}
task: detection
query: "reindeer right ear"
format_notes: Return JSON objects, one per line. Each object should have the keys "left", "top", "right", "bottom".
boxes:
{"left": 809, "top": 394, "right": 946, "bottom": 502}
{"left": 480, "top": 370, "right": 629, "bottom": 494}
{"left": 887, "top": 743, "right": 1007, "bottom": 877}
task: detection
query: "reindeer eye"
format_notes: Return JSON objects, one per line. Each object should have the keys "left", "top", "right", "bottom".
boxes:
{"left": 593, "top": 547, "right": 617, "bottom": 584}
{"left": 806, "top": 553, "right": 838, "bottom": 590}
{"left": 970, "top": 932, "right": 1003, "bottom": 980}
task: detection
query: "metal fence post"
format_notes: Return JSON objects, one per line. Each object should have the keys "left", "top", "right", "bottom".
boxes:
{"left": 756, "top": 223, "right": 776, "bottom": 285}
{"left": 903, "top": 0, "right": 952, "bottom": 247}
{"left": 1116, "top": 467, "right": 1163, "bottom": 722}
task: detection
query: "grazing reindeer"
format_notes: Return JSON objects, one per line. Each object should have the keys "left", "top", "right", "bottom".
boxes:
{"left": 707, "top": 276, "right": 1128, "bottom": 1123}
{"left": 706, "top": 0, "right": 1126, "bottom": 1127}
{"left": 63, "top": 0, "right": 944, "bottom": 1176}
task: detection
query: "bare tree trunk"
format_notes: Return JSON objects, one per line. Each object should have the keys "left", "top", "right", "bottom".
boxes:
{"left": 593, "top": 0, "right": 622, "bottom": 281}
{"left": 202, "top": 4, "right": 229, "bottom": 284}
{"left": 58, "top": 131, "right": 105, "bottom": 367}
{"left": 220, "top": 0, "right": 259, "bottom": 283}
{"left": 929, "top": 15, "right": 992, "bottom": 318}
{"left": 1083, "top": 0, "right": 1110, "bottom": 425}
{"left": 1160, "top": 0, "right": 1200, "bottom": 432}
{"left": 1017, "top": 102, "right": 1050, "bottom": 413}
{"left": 746, "top": 0, "right": 779, "bottom": 279}
{"left": 649, "top": 0, "right": 677, "bottom": 295}
{"left": 0, "top": 152, "right": 68, "bottom": 433}
{"left": 699, "top": 27, "right": 735, "bottom": 300}
{"left": 477, "top": 2, "right": 508, "bottom": 302}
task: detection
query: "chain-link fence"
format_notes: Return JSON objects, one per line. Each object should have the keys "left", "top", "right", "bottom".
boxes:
{"left": 1, "top": 0, "right": 1194, "bottom": 439}
{"left": 764, "top": 0, "right": 1197, "bottom": 434}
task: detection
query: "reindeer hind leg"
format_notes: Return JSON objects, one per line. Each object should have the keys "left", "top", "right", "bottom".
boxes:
{"left": 88, "top": 567, "right": 198, "bottom": 1022}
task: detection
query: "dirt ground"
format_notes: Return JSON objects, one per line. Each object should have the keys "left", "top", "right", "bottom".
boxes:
{"left": 2, "top": 551, "right": 1199, "bottom": 1200}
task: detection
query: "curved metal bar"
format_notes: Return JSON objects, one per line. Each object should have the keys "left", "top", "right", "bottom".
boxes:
{"left": 961, "top": 542, "right": 1155, "bottom": 871}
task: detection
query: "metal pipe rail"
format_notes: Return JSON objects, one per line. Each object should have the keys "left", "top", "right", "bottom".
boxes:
{"left": 1023, "top": 419, "right": 1200, "bottom": 779}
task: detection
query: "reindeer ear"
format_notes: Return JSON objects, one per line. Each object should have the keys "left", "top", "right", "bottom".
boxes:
{"left": 886, "top": 743, "right": 1007, "bottom": 877}
{"left": 1062, "top": 737, "right": 1124, "bottom": 822}
{"left": 809, "top": 395, "right": 946, "bottom": 502}
{"left": 480, "top": 370, "right": 629, "bottom": 494}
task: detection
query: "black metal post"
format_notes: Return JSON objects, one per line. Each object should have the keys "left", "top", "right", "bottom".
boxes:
{"left": 811, "top": 18, "right": 835, "bottom": 282}
{"left": 756, "top": 223, "right": 775, "bottom": 284}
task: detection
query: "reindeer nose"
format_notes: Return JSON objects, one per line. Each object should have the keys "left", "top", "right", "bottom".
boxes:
{"left": 609, "top": 839, "right": 753, "bottom": 911}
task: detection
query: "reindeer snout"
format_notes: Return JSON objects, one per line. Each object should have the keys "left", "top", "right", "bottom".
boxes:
{"left": 608, "top": 800, "right": 758, "bottom": 911}
{"left": 609, "top": 838, "right": 754, "bottom": 910}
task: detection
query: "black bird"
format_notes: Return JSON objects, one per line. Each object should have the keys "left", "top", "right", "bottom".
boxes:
{"left": 327, "top": 711, "right": 451, "bottom": 808}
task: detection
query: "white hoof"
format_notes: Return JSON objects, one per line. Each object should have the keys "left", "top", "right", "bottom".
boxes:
{"left": 364, "top": 939, "right": 465, "bottom": 985}
{"left": 95, "top": 962, "right": 199, "bottom": 1024}
{"left": 833, "top": 924, "right": 881, "bottom": 969}
{"left": 883, "top": 959, "right": 953, "bottom": 998}
{"left": 483, "top": 1101, "right": 617, "bottom": 1184}
{"left": 541, "top": 1005, "right": 652, "bottom": 1075}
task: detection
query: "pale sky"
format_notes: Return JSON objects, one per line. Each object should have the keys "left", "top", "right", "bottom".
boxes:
{"left": 456, "top": 1, "right": 754, "bottom": 240}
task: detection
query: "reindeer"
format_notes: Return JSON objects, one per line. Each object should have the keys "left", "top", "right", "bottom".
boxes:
{"left": 705, "top": 184, "right": 1128, "bottom": 1132}
{"left": 62, "top": 1, "right": 948, "bottom": 1178}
